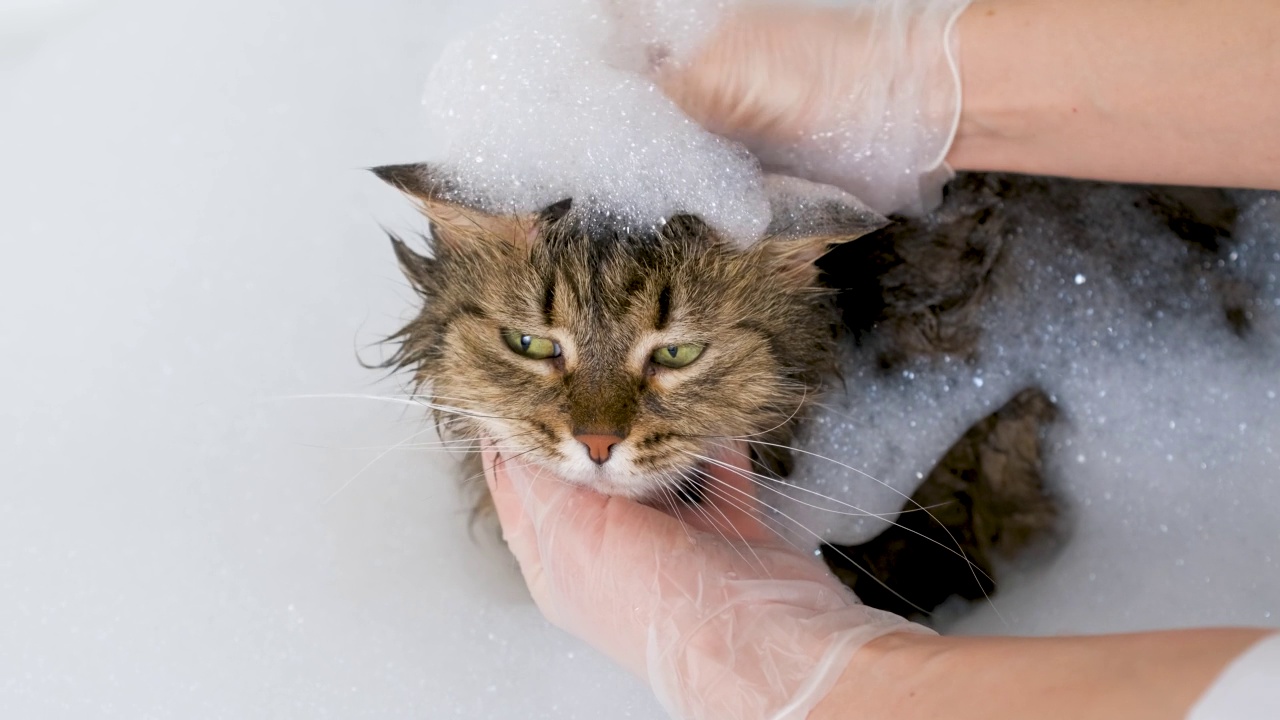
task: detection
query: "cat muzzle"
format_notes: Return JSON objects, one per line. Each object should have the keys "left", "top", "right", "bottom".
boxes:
{"left": 574, "top": 433, "right": 624, "bottom": 465}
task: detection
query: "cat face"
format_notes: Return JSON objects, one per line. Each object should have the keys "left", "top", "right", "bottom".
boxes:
{"left": 375, "top": 164, "right": 883, "bottom": 499}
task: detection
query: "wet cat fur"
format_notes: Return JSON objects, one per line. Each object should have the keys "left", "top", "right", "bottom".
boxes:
{"left": 373, "top": 164, "right": 883, "bottom": 505}
{"left": 374, "top": 165, "right": 1247, "bottom": 621}
{"left": 813, "top": 174, "right": 1248, "bottom": 619}
{"left": 823, "top": 173, "right": 1251, "bottom": 366}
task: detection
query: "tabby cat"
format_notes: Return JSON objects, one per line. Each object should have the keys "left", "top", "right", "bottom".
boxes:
{"left": 373, "top": 164, "right": 1245, "bottom": 620}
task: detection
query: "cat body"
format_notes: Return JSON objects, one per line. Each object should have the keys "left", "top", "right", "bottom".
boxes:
{"left": 374, "top": 164, "right": 1253, "bottom": 619}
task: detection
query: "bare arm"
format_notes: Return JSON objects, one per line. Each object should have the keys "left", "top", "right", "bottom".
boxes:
{"left": 483, "top": 448, "right": 1276, "bottom": 720}
{"left": 813, "top": 629, "right": 1272, "bottom": 720}
{"left": 950, "top": 0, "right": 1280, "bottom": 189}
{"left": 662, "top": 0, "right": 1280, "bottom": 198}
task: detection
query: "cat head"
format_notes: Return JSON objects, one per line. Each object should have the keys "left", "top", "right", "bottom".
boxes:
{"left": 373, "top": 163, "right": 885, "bottom": 499}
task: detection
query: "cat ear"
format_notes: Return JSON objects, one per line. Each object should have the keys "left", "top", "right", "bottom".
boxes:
{"left": 370, "top": 163, "right": 537, "bottom": 248}
{"left": 761, "top": 174, "right": 889, "bottom": 282}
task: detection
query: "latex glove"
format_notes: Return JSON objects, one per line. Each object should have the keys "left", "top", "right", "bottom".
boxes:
{"left": 659, "top": 0, "right": 971, "bottom": 216}
{"left": 482, "top": 445, "right": 931, "bottom": 720}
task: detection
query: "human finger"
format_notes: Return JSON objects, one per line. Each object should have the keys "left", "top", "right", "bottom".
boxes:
{"left": 667, "top": 443, "right": 776, "bottom": 543}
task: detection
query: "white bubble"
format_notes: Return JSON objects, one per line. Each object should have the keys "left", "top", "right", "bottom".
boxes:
{"left": 770, "top": 185, "right": 1280, "bottom": 643}
{"left": 420, "top": 0, "right": 771, "bottom": 244}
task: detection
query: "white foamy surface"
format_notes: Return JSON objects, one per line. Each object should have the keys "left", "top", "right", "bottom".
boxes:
{"left": 785, "top": 187, "right": 1280, "bottom": 633}
{"left": 0, "top": 0, "right": 657, "bottom": 717}
{"left": 422, "top": 0, "right": 773, "bottom": 244}
{"left": 2, "top": 1, "right": 1277, "bottom": 718}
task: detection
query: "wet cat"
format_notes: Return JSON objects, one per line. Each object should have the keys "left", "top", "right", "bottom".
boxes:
{"left": 372, "top": 164, "right": 1247, "bottom": 620}
{"left": 371, "top": 165, "right": 885, "bottom": 500}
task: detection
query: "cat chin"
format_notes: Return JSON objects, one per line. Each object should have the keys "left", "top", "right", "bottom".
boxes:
{"left": 566, "top": 476, "right": 654, "bottom": 500}
{"left": 548, "top": 462, "right": 656, "bottom": 500}
{"left": 541, "top": 437, "right": 721, "bottom": 501}
{"left": 540, "top": 440, "right": 644, "bottom": 497}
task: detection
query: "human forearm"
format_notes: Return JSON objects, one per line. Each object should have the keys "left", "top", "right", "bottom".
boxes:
{"left": 812, "top": 628, "right": 1272, "bottom": 720}
{"left": 949, "top": 0, "right": 1280, "bottom": 189}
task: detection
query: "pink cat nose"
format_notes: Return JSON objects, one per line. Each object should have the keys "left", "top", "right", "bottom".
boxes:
{"left": 574, "top": 433, "right": 623, "bottom": 465}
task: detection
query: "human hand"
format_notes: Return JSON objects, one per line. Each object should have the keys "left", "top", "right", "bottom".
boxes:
{"left": 658, "top": 0, "right": 971, "bottom": 216}
{"left": 482, "top": 444, "right": 930, "bottom": 720}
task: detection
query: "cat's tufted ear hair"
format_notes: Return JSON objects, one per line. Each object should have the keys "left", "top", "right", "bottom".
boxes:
{"left": 760, "top": 174, "right": 890, "bottom": 284}
{"left": 371, "top": 163, "right": 538, "bottom": 249}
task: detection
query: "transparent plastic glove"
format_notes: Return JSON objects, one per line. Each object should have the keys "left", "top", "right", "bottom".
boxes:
{"left": 482, "top": 446, "right": 931, "bottom": 720}
{"left": 659, "top": 0, "right": 971, "bottom": 216}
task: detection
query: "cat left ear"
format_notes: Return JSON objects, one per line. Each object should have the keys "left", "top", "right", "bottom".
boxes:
{"left": 761, "top": 174, "right": 890, "bottom": 282}
{"left": 370, "top": 163, "right": 537, "bottom": 248}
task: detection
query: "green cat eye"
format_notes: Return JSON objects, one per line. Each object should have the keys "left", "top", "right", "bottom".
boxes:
{"left": 651, "top": 343, "right": 705, "bottom": 369}
{"left": 502, "top": 330, "right": 561, "bottom": 360}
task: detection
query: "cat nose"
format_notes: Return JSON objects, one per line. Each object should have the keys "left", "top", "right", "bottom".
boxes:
{"left": 574, "top": 433, "right": 624, "bottom": 465}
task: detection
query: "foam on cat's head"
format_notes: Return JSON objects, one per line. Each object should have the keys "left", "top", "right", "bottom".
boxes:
{"left": 419, "top": 0, "right": 780, "bottom": 245}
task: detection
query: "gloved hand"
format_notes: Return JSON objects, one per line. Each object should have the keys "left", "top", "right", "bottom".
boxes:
{"left": 659, "top": 0, "right": 971, "bottom": 216}
{"left": 482, "top": 445, "right": 931, "bottom": 720}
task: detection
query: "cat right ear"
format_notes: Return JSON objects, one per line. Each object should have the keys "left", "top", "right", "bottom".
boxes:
{"left": 761, "top": 174, "right": 890, "bottom": 284}
{"left": 370, "top": 163, "right": 537, "bottom": 248}
{"left": 762, "top": 174, "right": 889, "bottom": 243}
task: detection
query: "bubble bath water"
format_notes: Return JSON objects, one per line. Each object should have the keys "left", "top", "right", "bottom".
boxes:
{"left": 421, "top": 0, "right": 773, "bottom": 243}
{"left": 782, "top": 189, "right": 1280, "bottom": 631}
{"left": 419, "top": 0, "right": 1280, "bottom": 631}
{"left": 2, "top": 1, "right": 1276, "bottom": 716}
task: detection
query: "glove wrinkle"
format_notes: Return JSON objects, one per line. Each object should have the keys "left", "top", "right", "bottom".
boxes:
{"left": 485, "top": 443, "right": 932, "bottom": 720}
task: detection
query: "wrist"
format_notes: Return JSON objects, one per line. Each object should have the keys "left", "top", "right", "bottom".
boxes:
{"left": 945, "top": 0, "right": 1074, "bottom": 173}
{"left": 809, "top": 631, "right": 952, "bottom": 720}
{"left": 946, "top": 0, "right": 1280, "bottom": 188}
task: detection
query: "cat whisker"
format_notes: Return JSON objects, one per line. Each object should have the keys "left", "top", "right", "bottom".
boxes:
{"left": 712, "top": 441, "right": 1003, "bottom": 619}
{"left": 657, "top": 484, "right": 696, "bottom": 543}
{"left": 415, "top": 401, "right": 523, "bottom": 422}
{"left": 299, "top": 434, "right": 527, "bottom": 452}
{"left": 680, "top": 471, "right": 786, "bottom": 577}
{"left": 468, "top": 446, "right": 540, "bottom": 481}
{"left": 401, "top": 430, "right": 536, "bottom": 449}
{"left": 403, "top": 446, "right": 532, "bottom": 456}
{"left": 686, "top": 463, "right": 933, "bottom": 617}
{"left": 487, "top": 449, "right": 547, "bottom": 485}
{"left": 272, "top": 392, "right": 429, "bottom": 407}
{"left": 312, "top": 420, "right": 538, "bottom": 455}
{"left": 665, "top": 468, "right": 770, "bottom": 577}
{"left": 684, "top": 465, "right": 821, "bottom": 555}
{"left": 695, "top": 448, "right": 920, "bottom": 520}
{"left": 693, "top": 447, "right": 995, "bottom": 589}
{"left": 274, "top": 392, "right": 523, "bottom": 423}
{"left": 707, "top": 440, "right": 965, "bottom": 517}
{"left": 672, "top": 482, "right": 740, "bottom": 554}
{"left": 322, "top": 422, "right": 445, "bottom": 504}
{"left": 407, "top": 394, "right": 502, "bottom": 410}
{"left": 687, "top": 474, "right": 791, "bottom": 545}
{"left": 699, "top": 385, "right": 812, "bottom": 443}
{"left": 393, "top": 392, "right": 484, "bottom": 403}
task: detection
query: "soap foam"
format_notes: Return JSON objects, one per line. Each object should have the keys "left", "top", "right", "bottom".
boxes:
{"left": 417, "top": 0, "right": 1280, "bottom": 633}
{"left": 776, "top": 186, "right": 1280, "bottom": 597}
{"left": 421, "top": 0, "right": 773, "bottom": 243}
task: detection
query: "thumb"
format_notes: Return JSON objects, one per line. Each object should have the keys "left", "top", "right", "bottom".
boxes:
{"left": 669, "top": 444, "right": 775, "bottom": 543}
{"left": 479, "top": 446, "right": 696, "bottom": 679}
{"left": 480, "top": 447, "right": 599, "bottom": 575}
{"left": 479, "top": 445, "right": 681, "bottom": 598}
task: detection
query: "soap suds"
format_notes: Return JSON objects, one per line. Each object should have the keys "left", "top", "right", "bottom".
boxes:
{"left": 776, "top": 186, "right": 1280, "bottom": 620}
{"left": 421, "top": 0, "right": 773, "bottom": 243}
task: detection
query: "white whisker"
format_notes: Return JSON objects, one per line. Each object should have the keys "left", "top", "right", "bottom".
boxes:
{"left": 689, "top": 463, "right": 932, "bottom": 616}
{"left": 697, "top": 446, "right": 989, "bottom": 581}
{"left": 707, "top": 441, "right": 1003, "bottom": 621}
{"left": 323, "top": 423, "right": 443, "bottom": 504}
{"left": 671, "top": 469, "right": 767, "bottom": 576}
